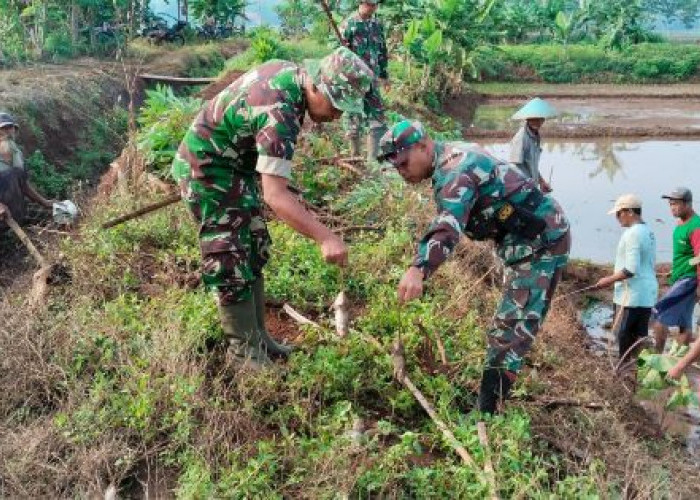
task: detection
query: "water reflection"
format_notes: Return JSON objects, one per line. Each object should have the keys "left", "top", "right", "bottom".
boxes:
{"left": 483, "top": 140, "right": 700, "bottom": 263}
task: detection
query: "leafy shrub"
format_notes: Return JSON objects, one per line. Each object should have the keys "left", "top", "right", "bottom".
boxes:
{"left": 136, "top": 85, "right": 202, "bottom": 178}
{"left": 479, "top": 43, "right": 700, "bottom": 83}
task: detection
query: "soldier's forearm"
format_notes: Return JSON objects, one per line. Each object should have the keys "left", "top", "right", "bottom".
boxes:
{"left": 262, "top": 175, "right": 335, "bottom": 245}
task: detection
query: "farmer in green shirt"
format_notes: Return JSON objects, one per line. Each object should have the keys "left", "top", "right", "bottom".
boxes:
{"left": 652, "top": 187, "right": 700, "bottom": 352}
{"left": 172, "top": 47, "right": 373, "bottom": 368}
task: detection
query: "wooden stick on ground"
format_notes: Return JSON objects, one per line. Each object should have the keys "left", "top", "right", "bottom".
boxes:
{"left": 101, "top": 193, "right": 182, "bottom": 229}
{"left": 390, "top": 339, "right": 479, "bottom": 469}
{"left": 477, "top": 421, "right": 499, "bottom": 500}
{"left": 282, "top": 304, "right": 321, "bottom": 328}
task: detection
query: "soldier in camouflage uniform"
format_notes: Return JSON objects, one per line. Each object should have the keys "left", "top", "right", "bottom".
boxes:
{"left": 171, "top": 47, "right": 374, "bottom": 368}
{"left": 340, "top": 0, "right": 389, "bottom": 162}
{"left": 0, "top": 112, "right": 55, "bottom": 226}
{"left": 379, "top": 120, "right": 571, "bottom": 414}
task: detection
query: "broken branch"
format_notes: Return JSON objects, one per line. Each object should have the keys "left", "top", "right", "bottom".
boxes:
{"left": 390, "top": 338, "right": 479, "bottom": 469}
{"left": 477, "top": 421, "right": 499, "bottom": 500}
{"left": 282, "top": 304, "right": 321, "bottom": 328}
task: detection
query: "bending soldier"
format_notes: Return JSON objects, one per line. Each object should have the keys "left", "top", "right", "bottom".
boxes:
{"left": 171, "top": 47, "right": 374, "bottom": 368}
{"left": 379, "top": 120, "right": 571, "bottom": 414}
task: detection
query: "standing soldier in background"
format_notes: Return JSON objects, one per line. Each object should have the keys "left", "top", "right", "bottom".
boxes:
{"left": 379, "top": 120, "right": 571, "bottom": 414}
{"left": 171, "top": 47, "right": 373, "bottom": 369}
{"left": 0, "top": 112, "right": 55, "bottom": 226}
{"left": 509, "top": 98, "right": 557, "bottom": 193}
{"left": 340, "top": 0, "right": 389, "bottom": 163}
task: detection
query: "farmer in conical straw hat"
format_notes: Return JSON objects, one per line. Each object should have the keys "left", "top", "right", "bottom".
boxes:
{"left": 508, "top": 97, "right": 557, "bottom": 194}
{"left": 0, "top": 112, "right": 55, "bottom": 226}
{"left": 378, "top": 119, "right": 571, "bottom": 414}
{"left": 171, "top": 47, "right": 374, "bottom": 369}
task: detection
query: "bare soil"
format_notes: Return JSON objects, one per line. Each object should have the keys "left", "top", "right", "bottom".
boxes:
{"left": 447, "top": 86, "right": 700, "bottom": 139}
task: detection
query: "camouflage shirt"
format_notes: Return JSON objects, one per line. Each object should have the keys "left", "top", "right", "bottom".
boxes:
{"left": 341, "top": 12, "right": 388, "bottom": 79}
{"left": 414, "top": 142, "right": 570, "bottom": 277}
{"left": 171, "top": 60, "right": 306, "bottom": 189}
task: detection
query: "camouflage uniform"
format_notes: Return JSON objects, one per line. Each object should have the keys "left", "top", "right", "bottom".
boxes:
{"left": 379, "top": 120, "right": 571, "bottom": 410}
{"left": 171, "top": 47, "right": 373, "bottom": 305}
{"left": 340, "top": 3, "right": 388, "bottom": 144}
{"left": 0, "top": 115, "right": 28, "bottom": 224}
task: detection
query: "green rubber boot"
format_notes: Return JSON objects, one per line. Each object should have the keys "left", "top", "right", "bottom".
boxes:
{"left": 218, "top": 298, "right": 270, "bottom": 368}
{"left": 253, "top": 276, "right": 293, "bottom": 358}
{"left": 477, "top": 367, "right": 514, "bottom": 415}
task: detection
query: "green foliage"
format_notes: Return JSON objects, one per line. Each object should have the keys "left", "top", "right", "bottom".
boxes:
{"left": 638, "top": 341, "right": 700, "bottom": 410}
{"left": 189, "top": 0, "right": 248, "bottom": 25}
{"left": 136, "top": 85, "right": 203, "bottom": 178}
{"left": 25, "top": 150, "right": 71, "bottom": 198}
{"left": 477, "top": 43, "right": 700, "bottom": 83}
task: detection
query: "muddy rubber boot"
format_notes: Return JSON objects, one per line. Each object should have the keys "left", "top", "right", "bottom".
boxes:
{"left": 477, "top": 367, "right": 514, "bottom": 415}
{"left": 218, "top": 298, "right": 270, "bottom": 368}
{"left": 253, "top": 276, "right": 293, "bottom": 358}
{"left": 349, "top": 132, "right": 362, "bottom": 158}
{"left": 366, "top": 126, "right": 387, "bottom": 165}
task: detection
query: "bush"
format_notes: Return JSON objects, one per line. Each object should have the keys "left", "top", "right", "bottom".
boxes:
{"left": 478, "top": 42, "right": 700, "bottom": 83}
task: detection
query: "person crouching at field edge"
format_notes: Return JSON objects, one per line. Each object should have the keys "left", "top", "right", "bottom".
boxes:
{"left": 171, "top": 47, "right": 374, "bottom": 370}
{"left": 379, "top": 120, "right": 571, "bottom": 414}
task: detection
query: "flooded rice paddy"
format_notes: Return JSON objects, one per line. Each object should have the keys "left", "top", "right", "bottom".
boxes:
{"left": 472, "top": 98, "right": 700, "bottom": 131}
{"left": 482, "top": 140, "right": 700, "bottom": 263}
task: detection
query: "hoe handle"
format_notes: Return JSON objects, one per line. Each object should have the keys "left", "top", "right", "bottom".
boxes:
{"left": 101, "top": 193, "right": 182, "bottom": 229}
{"left": 4, "top": 213, "right": 46, "bottom": 267}
{"left": 319, "top": 0, "right": 346, "bottom": 46}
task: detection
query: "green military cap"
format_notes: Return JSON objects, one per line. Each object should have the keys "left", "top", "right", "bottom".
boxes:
{"left": 377, "top": 119, "right": 426, "bottom": 165}
{"left": 360, "top": 0, "right": 382, "bottom": 4}
{"left": 304, "top": 47, "right": 374, "bottom": 116}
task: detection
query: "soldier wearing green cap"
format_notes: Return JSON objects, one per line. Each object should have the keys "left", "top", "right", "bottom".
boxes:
{"left": 379, "top": 119, "right": 571, "bottom": 414}
{"left": 339, "top": 0, "right": 389, "bottom": 162}
{"left": 171, "top": 47, "right": 374, "bottom": 368}
{"left": 508, "top": 97, "right": 557, "bottom": 193}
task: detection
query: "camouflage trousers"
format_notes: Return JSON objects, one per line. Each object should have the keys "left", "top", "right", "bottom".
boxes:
{"left": 343, "top": 81, "right": 385, "bottom": 137}
{"left": 486, "top": 231, "right": 571, "bottom": 375}
{"left": 181, "top": 173, "right": 271, "bottom": 306}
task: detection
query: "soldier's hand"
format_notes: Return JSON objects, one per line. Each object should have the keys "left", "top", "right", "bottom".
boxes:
{"left": 380, "top": 78, "right": 391, "bottom": 92}
{"left": 321, "top": 234, "right": 348, "bottom": 267}
{"left": 398, "top": 266, "right": 424, "bottom": 303}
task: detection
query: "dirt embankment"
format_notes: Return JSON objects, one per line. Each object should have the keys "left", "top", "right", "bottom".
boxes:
{"left": 446, "top": 84, "right": 700, "bottom": 140}
{"left": 0, "top": 61, "right": 126, "bottom": 165}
